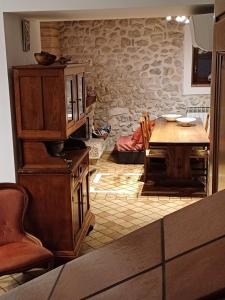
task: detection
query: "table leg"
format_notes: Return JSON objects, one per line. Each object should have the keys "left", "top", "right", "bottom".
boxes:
{"left": 166, "top": 146, "right": 192, "bottom": 179}
{"left": 142, "top": 145, "right": 206, "bottom": 197}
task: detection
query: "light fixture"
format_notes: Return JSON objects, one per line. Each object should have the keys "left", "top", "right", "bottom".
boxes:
{"left": 175, "top": 16, "right": 182, "bottom": 22}
{"left": 166, "top": 16, "right": 172, "bottom": 21}
{"left": 166, "top": 15, "right": 190, "bottom": 24}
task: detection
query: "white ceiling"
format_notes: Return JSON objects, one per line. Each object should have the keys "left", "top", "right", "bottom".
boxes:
{"left": 12, "top": 6, "right": 214, "bottom": 21}
{"left": 3, "top": 0, "right": 214, "bottom": 21}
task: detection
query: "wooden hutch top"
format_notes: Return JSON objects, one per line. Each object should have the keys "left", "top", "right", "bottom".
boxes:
{"left": 13, "top": 63, "right": 87, "bottom": 140}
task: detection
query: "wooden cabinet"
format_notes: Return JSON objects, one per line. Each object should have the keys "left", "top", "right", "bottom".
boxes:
{"left": 209, "top": 4, "right": 225, "bottom": 194}
{"left": 72, "top": 168, "right": 90, "bottom": 240}
{"left": 13, "top": 64, "right": 87, "bottom": 140}
{"left": 19, "top": 148, "right": 93, "bottom": 260}
{"left": 72, "top": 182, "right": 82, "bottom": 239}
{"left": 13, "top": 64, "right": 94, "bottom": 262}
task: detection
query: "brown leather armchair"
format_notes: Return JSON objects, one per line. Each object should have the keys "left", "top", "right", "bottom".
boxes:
{"left": 0, "top": 183, "right": 53, "bottom": 276}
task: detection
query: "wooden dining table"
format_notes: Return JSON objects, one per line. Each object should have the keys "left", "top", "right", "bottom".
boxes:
{"left": 143, "top": 117, "right": 210, "bottom": 197}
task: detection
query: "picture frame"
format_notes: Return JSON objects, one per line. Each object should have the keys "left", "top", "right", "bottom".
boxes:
{"left": 22, "top": 19, "right": 30, "bottom": 52}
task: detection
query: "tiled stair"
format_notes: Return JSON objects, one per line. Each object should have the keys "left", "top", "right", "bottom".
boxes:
{"left": 2, "top": 190, "right": 225, "bottom": 299}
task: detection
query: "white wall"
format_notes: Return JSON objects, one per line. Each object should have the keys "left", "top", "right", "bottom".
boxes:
{"left": 0, "top": 13, "right": 15, "bottom": 182}
{"left": 0, "top": 13, "right": 41, "bottom": 182}
{"left": 5, "top": 14, "right": 41, "bottom": 66}
{"left": 0, "top": 0, "right": 213, "bottom": 12}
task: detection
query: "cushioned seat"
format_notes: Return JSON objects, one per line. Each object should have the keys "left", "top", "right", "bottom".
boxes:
{"left": 114, "top": 127, "right": 143, "bottom": 163}
{"left": 116, "top": 136, "right": 143, "bottom": 151}
{"left": 0, "top": 242, "right": 53, "bottom": 275}
{"left": 0, "top": 183, "right": 54, "bottom": 276}
{"left": 115, "top": 124, "right": 144, "bottom": 151}
{"left": 114, "top": 119, "right": 156, "bottom": 164}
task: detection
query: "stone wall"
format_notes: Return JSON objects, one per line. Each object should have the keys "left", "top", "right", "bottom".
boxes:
{"left": 41, "top": 22, "right": 61, "bottom": 57}
{"left": 41, "top": 18, "right": 210, "bottom": 149}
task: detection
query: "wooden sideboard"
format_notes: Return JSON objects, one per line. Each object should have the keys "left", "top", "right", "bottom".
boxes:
{"left": 13, "top": 64, "right": 94, "bottom": 262}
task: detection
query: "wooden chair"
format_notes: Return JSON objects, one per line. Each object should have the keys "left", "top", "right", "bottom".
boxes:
{"left": 205, "top": 113, "right": 209, "bottom": 131}
{"left": 191, "top": 113, "right": 210, "bottom": 184}
{"left": 142, "top": 112, "right": 151, "bottom": 145}
{"left": 140, "top": 117, "right": 166, "bottom": 182}
{"left": 190, "top": 149, "right": 209, "bottom": 184}
{"left": 0, "top": 183, "right": 54, "bottom": 276}
{"left": 142, "top": 111, "right": 167, "bottom": 150}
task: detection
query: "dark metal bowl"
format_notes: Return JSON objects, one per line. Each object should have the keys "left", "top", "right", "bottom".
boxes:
{"left": 34, "top": 51, "right": 56, "bottom": 66}
{"left": 45, "top": 141, "right": 64, "bottom": 157}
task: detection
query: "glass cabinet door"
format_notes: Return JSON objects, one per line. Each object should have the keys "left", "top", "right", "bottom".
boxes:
{"left": 81, "top": 170, "right": 89, "bottom": 223}
{"left": 77, "top": 73, "right": 85, "bottom": 118}
{"left": 65, "top": 75, "right": 79, "bottom": 123}
{"left": 72, "top": 75, "right": 79, "bottom": 122}
{"left": 65, "top": 75, "right": 74, "bottom": 123}
{"left": 72, "top": 182, "right": 82, "bottom": 238}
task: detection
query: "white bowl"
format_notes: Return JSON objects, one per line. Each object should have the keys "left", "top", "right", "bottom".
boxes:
{"left": 161, "top": 114, "right": 182, "bottom": 121}
{"left": 176, "top": 117, "right": 196, "bottom": 126}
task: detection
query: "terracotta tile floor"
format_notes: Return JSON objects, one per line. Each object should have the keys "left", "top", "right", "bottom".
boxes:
{"left": 79, "top": 152, "right": 201, "bottom": 255}
{"left": 0, "top": 152, "right": 202, "bottom": 293}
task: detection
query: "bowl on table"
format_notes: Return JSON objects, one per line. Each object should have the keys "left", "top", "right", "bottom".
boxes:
{"left": 176, "top": 117, "right": 196, "bottom": 127}
{"left": 161, "top": 114, "right": 182, "bottom": 121}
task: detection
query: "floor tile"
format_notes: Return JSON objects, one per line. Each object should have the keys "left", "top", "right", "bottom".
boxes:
{"left": 0, "top": 266, "right": 63, "bottom": 299}
{"left": 0, "top": 152, "right": 201, "bottom": 295}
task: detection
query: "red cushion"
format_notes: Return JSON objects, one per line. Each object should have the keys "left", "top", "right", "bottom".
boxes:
{"left": 0, "top": 189, "right": 27, "bottom": 245}
{"left": 0, "top": 242, "right": 53, "bottom": 274}
{"left": 116, "top": 136, "right": 143, "bottom": 151}
{"left": 116, "top": 136, "right": 135, "bottom": 151}
{"left": 131, "top": 122, "right": 155, "bottom": 144}
{"left": 134, "top": 143, "right": 144, "bottom": 151}
{"left": 131, "top": 127, "right": 143, "bottom": 144}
